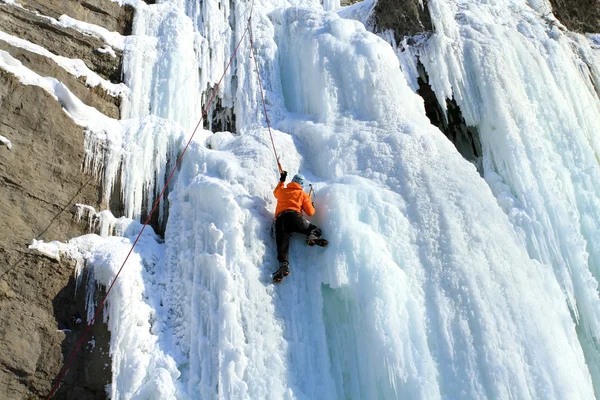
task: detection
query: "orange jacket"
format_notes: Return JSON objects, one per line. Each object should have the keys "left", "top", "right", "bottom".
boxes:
{"left": 274, "top": 182, "right": 315, "bottom": 217}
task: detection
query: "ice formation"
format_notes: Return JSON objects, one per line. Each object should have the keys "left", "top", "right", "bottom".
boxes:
{"left": 12, "top": 0, "right": 600, "bottom": 398}
{"left": 414, "top": 0, "right": 600, "bottom": 391}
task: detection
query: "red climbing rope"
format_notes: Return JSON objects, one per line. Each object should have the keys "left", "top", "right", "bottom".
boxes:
{"left": 248, "top": 17, "right": 283, "bottom": 174}
{"left": 46, "top": 27, "right": 250, "bottom": 399}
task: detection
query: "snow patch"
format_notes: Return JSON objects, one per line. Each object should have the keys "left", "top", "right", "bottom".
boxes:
{"left": 56, "top": 15, "right": 126, "bottom": 50}
{"left": 68, "top": 226, "right": 180, "bottom": 400}
{"left": 0, "top": 0, "right": 126, "bottom": 50}
{"left": 0, "top": 0, "right": 23, "bottom": 7}
{"left": 0, "top": 135, "right": 12, "bottom": 150}
{"left": 29, "top": 239, "right": 85, "bottom": 270}
{"left": 97, "top": 44, "right": 117, "bottom": 58}
{"left": 0, "top": 31, "right": 129, "bottom": 97}
{"left": 338, "top": 0, "right": 376, "bottom": 26}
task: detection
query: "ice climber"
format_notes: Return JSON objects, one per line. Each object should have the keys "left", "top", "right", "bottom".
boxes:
{"left": 272, "top": 171, "right": 328, "bottom": 283}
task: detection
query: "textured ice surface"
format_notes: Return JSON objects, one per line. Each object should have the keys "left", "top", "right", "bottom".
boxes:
{"left": 24, "top": 0, "right": 600, "bottom": 398}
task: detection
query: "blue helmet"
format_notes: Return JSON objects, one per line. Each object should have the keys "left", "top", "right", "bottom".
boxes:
{"left": 292, "top": 173, "right": 305, "bottom": 186}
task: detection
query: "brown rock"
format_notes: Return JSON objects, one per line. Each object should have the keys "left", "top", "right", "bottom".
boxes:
{"left": 0, "top": 0, "right": 135, "bottom": 397}
{"left": 0, "top": 39, "right": 121, "bottom": 119}
{"left": 15, "top": 0, "right": 133, "bottom": 36}
{"left": 548, "top": 0, "right": 600, "bottom": 33}
{"left": 0, "top": 304, "right": 43, "bottom": 376}
{"left": 0, "top": 69, "right": 111, "bottom": 399}
{"left": 0, "top": 71, "right": 104, "bottom": 250}
{"left": 0, "top": 4, "right": 122, "bottom": 81}
{"left": 0, "top": 254, "right": 111, "bottom": 399}
{"left": 371, "top": 0, "right": 432, "bottom": 39}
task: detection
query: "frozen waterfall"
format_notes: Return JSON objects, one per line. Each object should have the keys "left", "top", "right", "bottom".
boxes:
{"left": 61, "top": 0, "right": 600, "bottom": 398}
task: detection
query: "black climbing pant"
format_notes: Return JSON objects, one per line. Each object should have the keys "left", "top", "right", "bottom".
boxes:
{"left": 275, "top": 210, "right": 322, "bottom": 263}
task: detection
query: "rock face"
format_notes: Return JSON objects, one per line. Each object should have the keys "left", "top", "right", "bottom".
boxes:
{"left": 0, "top": 40, "right": 121, "bottom": 119}
{"left": 548, "top": 0, "right": 600, "bottom": 33}
{"left": 0, "top": 4, "right": 123, "bottom": 82}
{"left": 372, "top": 0, "right": 432, "bottom": 39}
{"left": 0, "top": 1, "right": 132, "bottom": 398}
{"left": 15, "top": 0, "right": 133, "bottom": 35}
{"left": 0, "top": 69, "right": 112, "bottom": 399}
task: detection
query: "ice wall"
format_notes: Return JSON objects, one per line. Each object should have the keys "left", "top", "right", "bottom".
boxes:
{"left": 412, "top": 0, "right": 600, "bottom": 392}
{"left": 272, "top": 8, "right": 593, "bottom": 398}
{"left": 123, "top": 2, "right": 201, "bottom": 132}
{"left": 68, "top": 0, "right": 600, "bottom": 398}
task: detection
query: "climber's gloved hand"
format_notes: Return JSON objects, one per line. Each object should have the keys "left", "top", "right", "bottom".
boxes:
{"left": 280, "top": 171, "right": 288, "bottom": 182}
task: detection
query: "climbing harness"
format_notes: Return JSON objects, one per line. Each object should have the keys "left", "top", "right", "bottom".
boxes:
{"left": 46, "top": 10, "right": 282, "bottom": 398}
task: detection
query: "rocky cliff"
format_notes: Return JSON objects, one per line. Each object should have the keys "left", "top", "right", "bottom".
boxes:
{"left": 548, "top": 0, "right": 600, "bottom": 33}
{"left": 0, "top": 1, "right": 132, "bottom": 398}
{"left": 372, "top": 0, "right": 432, "bottom": 39}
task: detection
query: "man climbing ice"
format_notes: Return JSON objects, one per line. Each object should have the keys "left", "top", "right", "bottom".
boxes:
{"left": 272, "top": 171, "right": 328, "bottom": 283}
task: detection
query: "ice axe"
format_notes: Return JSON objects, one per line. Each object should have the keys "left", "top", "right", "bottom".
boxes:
{"left": 308, "top": 184, "right": 314, "bottom": 198}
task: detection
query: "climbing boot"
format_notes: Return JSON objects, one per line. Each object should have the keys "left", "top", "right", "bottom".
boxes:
{"left": 307, "top": 238, "right": 329, "bottom": 247}
{"left": 273, "top": 262, "right": 290, "bottom": 283}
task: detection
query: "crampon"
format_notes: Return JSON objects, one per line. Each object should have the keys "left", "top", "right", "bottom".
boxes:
{"left": 272, "top": 266, "right": 290, "bottom": 283}
{"left": 307, "top": 238, "right": 329, "bottom": 247}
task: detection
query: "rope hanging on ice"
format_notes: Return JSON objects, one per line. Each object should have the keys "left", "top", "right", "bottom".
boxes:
{"left": 248, "top": 16, "right": 283, "bottom": 174}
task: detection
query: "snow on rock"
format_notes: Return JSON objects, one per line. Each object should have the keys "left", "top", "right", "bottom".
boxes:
{"left": 33, "top": 220, "right": 179, "bottom": 400}
{"left": 0, "top": 0, "right": 127, "bottom": 49}
{"left": 56, "top": 15, "right": 126, "bottom": 50}
{"left": 29, "top": 239, "right": 68, "bottom": 262}
{"left": 111, "top": 0, "right": 145, "bottom": 7}
{"left": 29, "top": 239, "right": 85, "bottom": 272}
{"left": 337, "top": 0, "right": 376, "bottom": 26}
{"left": 0, "top": 135, "right": 12, "bottom": 150}
{"left": 68, "top": 229, "right": 180, "bottom": 400}
{"left": 0, "top": 31, "right": 129, "bottom": 97}
{"left": 97, "top": 44, "right": 117, "bottom": 58}
{"left": 0, "top": 0, "right": 22, "bottom": 7}
{"left": 0, "top": 49, "right": 121, "bottom": 133}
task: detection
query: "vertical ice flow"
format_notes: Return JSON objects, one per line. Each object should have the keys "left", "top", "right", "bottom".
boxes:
{"left": 123, "top": 2, "right": 201, "bottom": 132}
{"left": 418, "top": 0, "right": 600, "bottom": 393}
